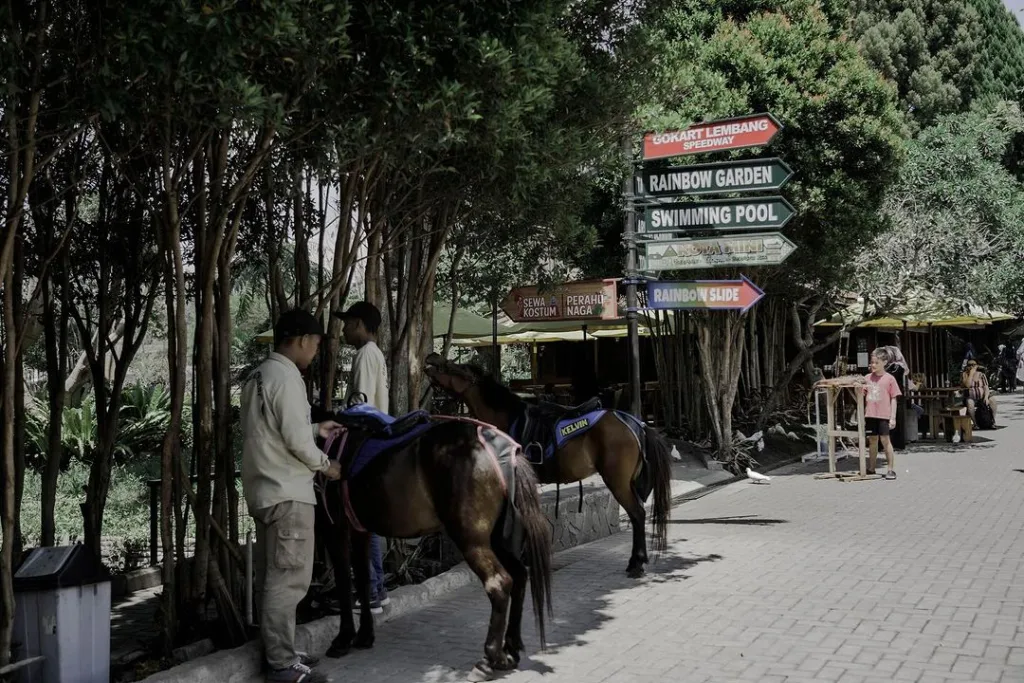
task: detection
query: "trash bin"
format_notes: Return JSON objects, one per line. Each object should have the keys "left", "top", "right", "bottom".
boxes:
{"left": 11, "top": 544, "right": 111, "bottom": 683}
{"left": 905, "top": 406, "right": 919, "bottom": 442}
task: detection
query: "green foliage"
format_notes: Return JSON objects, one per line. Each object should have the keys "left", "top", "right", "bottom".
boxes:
{"left": 20, "top": 461, "right": 152, "bottom": 572}
{"left": 632, "top": 0, "right": 906, "bottom": 291}
{"left": 851, "top": 0, "right": 982, "bottom": 126}
{"left": 965, "top": 0, "right": 1024, "bottom": 108}
{"left": 428, "top": 2, "right": 659, "bottom": 306}
{"left": 858, "top": 103, "right": 1024, "bottom": 311}
{"left": 24, "top": 383, "right": 174, "bottom": 472}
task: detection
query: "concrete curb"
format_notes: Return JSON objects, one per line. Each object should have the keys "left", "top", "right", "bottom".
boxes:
{"left": 140, "top": 463, "right": 750, "bottom": 683}
{"left": 113, "top": 566, "right": 163, "bottom": 600}
{"left": 141, "top": 484, "right": 621, "bottom": 683}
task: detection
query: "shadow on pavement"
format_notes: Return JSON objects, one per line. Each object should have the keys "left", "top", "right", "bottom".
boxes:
{"left": 668, "top": 515, "right": 788, "bottom": 526}
{"left": 515, "top": 548, "right": 722, "bottom": 675}
{"left": 314, "top": 544, "right": 721, "bottom": 682}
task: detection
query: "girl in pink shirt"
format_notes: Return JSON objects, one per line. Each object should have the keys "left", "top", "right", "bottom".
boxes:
{"left": 864, "top": 350, "right": 901, "bottom": 479}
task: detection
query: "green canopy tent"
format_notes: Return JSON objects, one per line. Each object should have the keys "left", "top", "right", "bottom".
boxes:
{"left": 253, "top": 302, "right": 519, "bottom": 344}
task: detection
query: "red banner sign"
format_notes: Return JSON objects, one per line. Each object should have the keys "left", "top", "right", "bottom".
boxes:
{"left": 501, "top": 279, "right": 619, "bottom": 323}
{"left": 643, "top": 113, "right": 782, "bottom": 160}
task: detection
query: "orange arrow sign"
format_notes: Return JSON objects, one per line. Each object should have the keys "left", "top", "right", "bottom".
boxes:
{"left": 643, "top": 113, "right": 782, "bottom": 160}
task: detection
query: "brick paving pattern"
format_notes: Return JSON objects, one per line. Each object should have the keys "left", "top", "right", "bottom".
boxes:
{"left": 257, "top": 394, "right": 1024, "bottom": 683}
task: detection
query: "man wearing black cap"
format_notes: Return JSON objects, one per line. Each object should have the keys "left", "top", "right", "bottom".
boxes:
{"left": 241, "top": 309, "right": 342, "bottom": 683}
{"left": 336, "top": 300, "right": 390, "bottom": 612}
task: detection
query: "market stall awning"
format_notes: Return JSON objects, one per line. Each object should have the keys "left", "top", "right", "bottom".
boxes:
{"left": 252, "top": 302, "right": 659, "bottom": 346}
{"left": 814, "top": 294, "right": 1017, "bottom": 329}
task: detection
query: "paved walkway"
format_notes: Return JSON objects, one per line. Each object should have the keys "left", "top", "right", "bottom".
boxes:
{"left": 274, "top": 393, "right": 1024, "bottom": 683}
{"left": 109, "top": 449, "right": 726, "bottom": 671}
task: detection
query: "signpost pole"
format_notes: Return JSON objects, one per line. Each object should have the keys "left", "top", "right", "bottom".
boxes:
{"left": 623, "top": 136, "right": 642, "bottom": 419}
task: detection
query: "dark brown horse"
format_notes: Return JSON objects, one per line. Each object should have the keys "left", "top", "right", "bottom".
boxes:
{"left": 423, "top": 354, "right": 673, "bottom": 578}
{"left": 313, "top": 409, "right": 552, "bottom": 677}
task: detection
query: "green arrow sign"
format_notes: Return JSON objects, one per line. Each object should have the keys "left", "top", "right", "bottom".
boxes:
{"left": 638, "top": 158, "right": 793, "bottom": 198}
{"left": 643, "top": 196, "right": 795, "bottom": 234}
{"left": 641, "top": 233, "right": 797, "bottom": 271}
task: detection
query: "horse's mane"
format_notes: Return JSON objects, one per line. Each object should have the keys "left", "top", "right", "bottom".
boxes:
{"left": 474, "top": 372, "right": 525, "bottom": 415}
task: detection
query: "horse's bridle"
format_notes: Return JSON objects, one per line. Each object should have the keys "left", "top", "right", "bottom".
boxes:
{"left": 423, "top": 356, "right": 479, "bottom": 400}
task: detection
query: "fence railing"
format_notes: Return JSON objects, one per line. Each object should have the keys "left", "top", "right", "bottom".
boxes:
{"left": 145, "top": 472, "right": 253, "bottom": 566}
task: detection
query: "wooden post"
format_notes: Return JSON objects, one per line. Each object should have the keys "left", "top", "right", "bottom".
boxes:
{"left": 856, "top": 387, "right": 866, "bottom": 476}
{"left": 530, "top": 343, "right": 539, "bottom": 384}
{"left": 826, "top": 387, "right": 837, "bottom": 473}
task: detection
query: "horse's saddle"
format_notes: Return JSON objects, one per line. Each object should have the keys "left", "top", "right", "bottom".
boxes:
{"left": 326, "top": 404, "right": 435, "bottom": 479}
{"left": 512, "top": 396, "right": 606, "bottom": 465}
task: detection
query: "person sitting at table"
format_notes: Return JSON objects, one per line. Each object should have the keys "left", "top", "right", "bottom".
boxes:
{"left": 961, "top": 360, "right": 993, "bottom": 424}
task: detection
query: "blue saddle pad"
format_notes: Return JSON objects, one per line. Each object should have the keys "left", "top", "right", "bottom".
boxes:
{"left": 333, "top": 405, "right": 434, "bottom": 479}
{"left": 514, "top": 409, "right": 645, "bottom": 465}
{"left": 554, "top": 410, "right": 608, "bottom": 448}
{"left": 338, "top": 402, "right": 396, "bottom": 426}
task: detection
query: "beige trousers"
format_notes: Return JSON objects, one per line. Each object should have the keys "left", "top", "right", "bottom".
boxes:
{"left": 251, "top": 501, "right": 316, "bottom": 670}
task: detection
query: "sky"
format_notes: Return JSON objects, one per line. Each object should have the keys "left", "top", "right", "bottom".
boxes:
{"left": 1004, "top": 0, "right": 1024, "bottom": 23}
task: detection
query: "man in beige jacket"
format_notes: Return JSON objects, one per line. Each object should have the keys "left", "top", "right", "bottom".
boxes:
{"left": 241, "top": 309, "right": 342, "bottom": 683}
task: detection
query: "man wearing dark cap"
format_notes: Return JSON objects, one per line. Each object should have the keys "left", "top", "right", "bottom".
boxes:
{"left": 241, "top": 309, "right": 342, "bottom": 683}
{"left": 335, "top": 300, "right": 390, "bottom": 612}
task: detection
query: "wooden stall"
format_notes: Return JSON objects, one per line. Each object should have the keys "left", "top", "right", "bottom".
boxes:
{"left": 812, "top": 376, "right": 881, "bottom": 481}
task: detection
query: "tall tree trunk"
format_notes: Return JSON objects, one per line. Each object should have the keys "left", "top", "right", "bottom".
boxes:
{"left": 696, "top": 311, "right": 747, "bottom": 466}
{"left": 320, "top": 168, "right": 363, "bottom": 407}
{"left": 12, "top": 238, "right": 26, "bottom": 558}
{"left": 439, "top": 243, "right": 465, "bottom": 361}
{"left": 293, "top": 166, "right": 310, "bottom": 306}
{"left": 214, "top": 244, "right": 239, "bottom": 605}
{"left": 1, "top": 267, "right": 19, "bottom": 669}
{"left": 158, "top": 180, "right": 188, "bottom": 654}
{"left": 40, "top": 263, "right": 68, "bottom": 546}
{"left": 758, "top": 297, "right": 843, "bottom": 428}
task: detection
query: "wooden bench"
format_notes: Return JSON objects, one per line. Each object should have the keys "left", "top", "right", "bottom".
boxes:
{"left": 942, "top": 410, "right": 973, "bottom": 443}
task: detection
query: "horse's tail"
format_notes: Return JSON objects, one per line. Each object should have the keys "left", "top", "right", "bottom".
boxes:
{"left": 512, "top": 453, "right": 553, "bottom": 649}
{"left": 644, "top": 427, "right": 673, "bottom": 553}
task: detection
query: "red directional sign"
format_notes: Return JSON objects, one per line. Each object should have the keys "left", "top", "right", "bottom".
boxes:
{"left": 645, "top": 275, "right": 764, "bottom": 313}
{"left": 643, "top": 113, "right": 782, "bottom": 160}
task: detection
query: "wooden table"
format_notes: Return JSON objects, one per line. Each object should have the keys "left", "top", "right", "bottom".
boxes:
{"left": 941, "top": 409, "right": 973, "bottom": 443}
{"left": 907, "top": 388, "right": 965, "bottom": 440}
{"left": 812, "top": 377, "right": 873, "bottom": 480}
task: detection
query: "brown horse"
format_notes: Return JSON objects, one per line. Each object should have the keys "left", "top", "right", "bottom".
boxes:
{"left": 423, "top": 354, "right": 673, "bottom": 578}
{"left": 313, "top": 407, "right": 552, "bottom": 677}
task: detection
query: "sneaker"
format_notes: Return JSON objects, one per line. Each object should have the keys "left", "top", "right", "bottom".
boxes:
{"left": 378, "top": 588, "right": 391, "bottom": 607}
{"left": 297, "top": 652, "right": 320, "bottom": 668}
{"left": 885, "top": 470, "right": 897, "bottom": 480}
{"left": 261, "top": 652, "right": 319, "bottom": 673}
{"left": 266, "top": 661, "right": 328, "bottom": 683}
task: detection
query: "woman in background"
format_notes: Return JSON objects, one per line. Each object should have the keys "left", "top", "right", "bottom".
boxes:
{"left": 962, "top": 359, "right": 994, "bottom": 427}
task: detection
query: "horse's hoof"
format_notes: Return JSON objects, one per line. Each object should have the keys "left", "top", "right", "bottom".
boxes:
{"left": 626, "top": 564, "right": 645, "bottom": 578}
{"left": 468, "top": 661, "right": 495, "bottom": 681}
{"left": 353, "top": 631, "right": 375, "bottom": 650}
{"left": 325, "top": 641, "right": 351, "bottom": 659}
{"left": 487, "top": 652, "right": 515, "bottom": 671}
{"left": 503, "top": 637, "right": 523, "bottom": 666}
